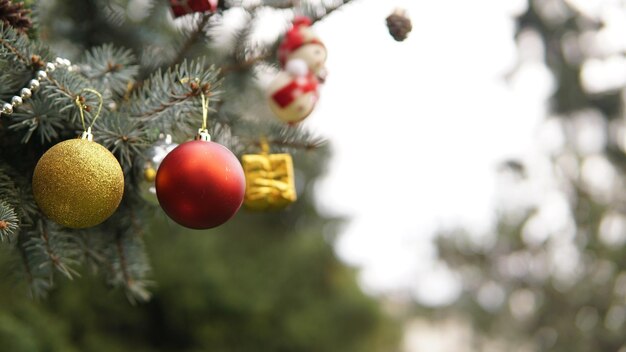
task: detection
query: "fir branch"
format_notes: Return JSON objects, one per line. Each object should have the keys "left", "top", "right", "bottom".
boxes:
{"left": 114, "top": 230, "right": 133, "bottom": 289}
{"left": 124, "top": 59, "right": 222, "bottom": 137}
{"left": 240, "top": 0, "right": 357, "bottom": 21}
{"left": 234, "top": 121, "right": 326, "bottom": 154}
{"left": 0, "top": 24, "right": 52, "bottom": 69}
{"left": 8, "top": 95, "right": 71, "bottom": 143}
{"left": 42, "top": 68, "right": 96, "bottom": 117}
{"left": 18, "top": 227, "right": 53, "bottom": 299}
{"left": 309, "top": 0, "right": 357, "bottom": 23}
{"left": 0, "top": 165, "right": 19, "bottom": 207}
{"left": 94, "top": 111, "right": 150, "bottom": 172}
{"left": 220, "top": 0, "right": 357, "bottom": 76}
{"left": 0, "top": 200, "right": 18, "bottom": 241}
{"left": 79, "top": 44, "right": 140, "bottom": 97}
{"left": 232, "top": 16, "right": 255, "bottom": 59}
{"left": 108, "top": 229, "right": 151, "bottom": 303}
{"left": 24, "top": 220, "right": 82, "bottom": 280}
{"left": 0, "top": 67, "right": 31, "bottom": 100}
{"left": 256, "top": 138, "right": 325, "bottom": 151}
{"left": 0, "top": 163, "right": 38, "bottom": 224}
{"left": 218, "top": 14, "right": 273, "bottom": 76}
{"left": 173, "top": 13, "right": 213, "bottom": 66}
{"left": 220, "top": 52, "right": 271, "bottom": 76}
{"left": 240, "top": 0, "right": 294, "bottom": 12}
{"left": 18, "top": 237, "right": 53, "bottom": 300}
{"left": 19, "top": 240, "right": 33, "bottom": 282}
{"left": 0, "top": 25, "right": 28, "bottom": 64}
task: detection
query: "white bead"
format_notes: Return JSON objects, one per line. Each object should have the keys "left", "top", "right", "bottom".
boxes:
{"left": 2, "top": 103, "right": 13, "bottom": 115}
{"left": 45, "top": 62, "right": 56, "bottom": 72}
{"left": 11, "top": 96, "right": 22, "bottom": 107}
{"left": 36, "top": 70, "right": 47, "bottom": 80}
{"left": 20, "top": 88, "right": 32, "bottom": 99}
{"left": 28, "top": 79, "right": 40, "bottom": 90}
{"left": 54, "top": 57, "right": 72, "bottom": 67}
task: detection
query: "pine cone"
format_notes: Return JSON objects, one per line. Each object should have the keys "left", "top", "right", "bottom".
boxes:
{"left": 386, "top": 9, "right": 412, "bottom": 42}
{"left": 0, "top": 0, "right": 32, "bottom": 34}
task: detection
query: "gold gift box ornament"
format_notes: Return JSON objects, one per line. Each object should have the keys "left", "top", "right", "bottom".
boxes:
{"left": 242, "top": 142, "right": 297, "bottom": 210}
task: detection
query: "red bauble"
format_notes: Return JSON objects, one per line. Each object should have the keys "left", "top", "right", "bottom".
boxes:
{"left": 170, "top": 0, "right": 217, "bottom": 17}
{"left": 155, "top": 140, "right": 245, "bottom": 229}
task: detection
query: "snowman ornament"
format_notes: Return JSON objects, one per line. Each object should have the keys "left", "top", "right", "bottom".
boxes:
{"left": 278, "top": 17, "right": 328, "bottom": 81}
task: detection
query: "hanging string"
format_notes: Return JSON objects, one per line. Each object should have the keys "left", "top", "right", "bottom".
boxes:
{"left": 75, "top": 88, "right": 103, "bottom": 135}
{"left": 180, "top": 77, "right": 211, "bottom": 139}
{"left": 200, "top": 90, "right": 209, "bottom": 133}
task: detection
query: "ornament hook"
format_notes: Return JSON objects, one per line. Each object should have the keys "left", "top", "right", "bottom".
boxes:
{"left": 181, "top": 77, "right": 212, "bottom": 141}
{"left": 195, "top": 128, "right": 211, "bottom": 142}
{"left": 75, "top": 88, "right": 103, "bottom": 140}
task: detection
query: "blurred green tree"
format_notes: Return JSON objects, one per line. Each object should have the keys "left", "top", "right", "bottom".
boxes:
{"left": 428, "top": 1, "right": 626, "bottom": 351}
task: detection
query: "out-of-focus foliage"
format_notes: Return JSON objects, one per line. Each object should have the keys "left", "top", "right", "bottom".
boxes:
{"left": 0, "top": 149, "right": 399, "bottom": 351}
{"left": 427, "top": 1, "right": 626, "bottom": 351}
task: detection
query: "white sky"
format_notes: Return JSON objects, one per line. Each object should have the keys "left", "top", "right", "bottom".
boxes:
{"left": 302, "top": 0, "right": 550, "bottom": 305}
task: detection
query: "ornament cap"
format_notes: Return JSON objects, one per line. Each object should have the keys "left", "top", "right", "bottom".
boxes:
{"left": 81, "top": 127, "right": 94, "bottom": 142}
{"left": 195, "top": 129, "right": 211, "bottom": 142}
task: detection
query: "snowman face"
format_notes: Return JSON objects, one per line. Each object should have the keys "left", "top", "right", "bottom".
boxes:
{"left": 289, "top": 44, "right": 327, "bottom": 75}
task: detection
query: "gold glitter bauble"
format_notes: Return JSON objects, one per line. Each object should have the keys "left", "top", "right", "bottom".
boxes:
{"left": 32, "top": 138, "right": 124, "bottom": 229}
{"left": 143, "top": 165, "right": 157, "bottom": 182}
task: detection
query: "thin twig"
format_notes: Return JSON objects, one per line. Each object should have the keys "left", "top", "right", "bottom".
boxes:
{"left": 219, "top": 52, "right": 272, "bottom": 76}
{"left": 173, "top": 13, "right": 213, "bottom": 66}
{"left": 219, "top": 0, "right": 356, "bottom": 76}
{"left": 89, "top": 62, "right": 124, "bottom": 80}
{"left": 41, "top": 223, "right": 61, "bottom": 269}
{"left": 0, "top": 36, "right": 29, "bottom": 64}
{"left": 115, "top": 231, "right": 132, "bottom": 286}
{"left": 249, "top": 138, "right": 326, "bottom": 151}
{"left": 311, "top": 0, "right": 357, "bottom": 23}
{"left": 46, "top": 76, "right": 76, "bottom": 100}
{"left": 129, "top": 208, "right": 143, "bottom": 238}
{"left": 18, "top": 239, "right": 34, "bottom": 285}
{"left": 136, "top": 92, "right": 197, "bottom": 119}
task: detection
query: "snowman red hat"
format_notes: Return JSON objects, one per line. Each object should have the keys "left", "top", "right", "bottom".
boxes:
{"left": 278, "top": 17, "right": 327, "bottom": 77}
{"left": 170, "top": 0, "right": 218, "bottom": 17}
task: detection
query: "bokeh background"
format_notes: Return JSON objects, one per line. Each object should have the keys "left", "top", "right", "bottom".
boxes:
{"left": 3, "top": 0, "right": 626, "bottom": 351}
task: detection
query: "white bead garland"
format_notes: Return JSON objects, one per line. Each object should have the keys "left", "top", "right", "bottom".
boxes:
{"left": 0, "top": 57, "right": 72, "bottom": 116}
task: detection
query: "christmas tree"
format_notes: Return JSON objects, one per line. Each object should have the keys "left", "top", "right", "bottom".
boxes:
{"left": 0, "top": 0, "right": 353, "bottom": 301}
{"left": 425, "top": 0, "right": 626, "bottom": 350}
